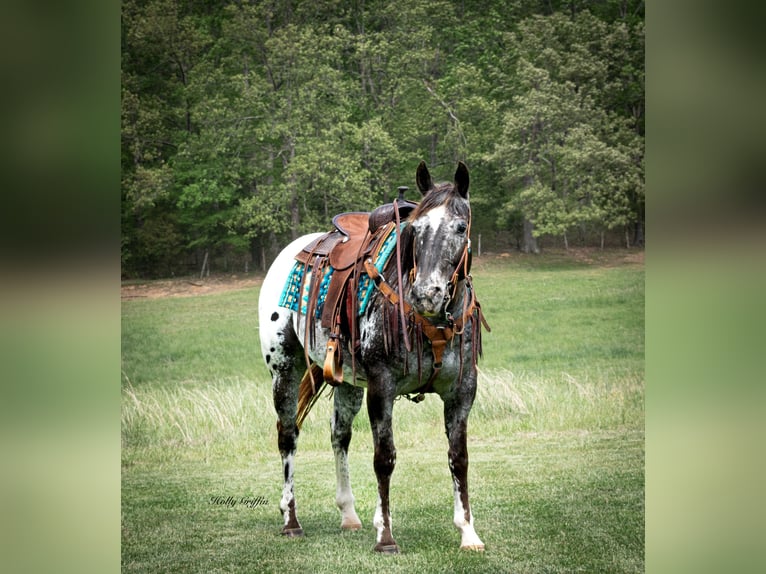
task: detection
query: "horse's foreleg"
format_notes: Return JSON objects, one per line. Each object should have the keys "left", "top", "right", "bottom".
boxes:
{"left": 331, "top": 384, "right": 364, "bottom": 531}
{"left": 444, "top": 387, "right": 485, "bottom": 551}
{"left": 367, "top": 379, "right": 399, "bottom": 553}
{"left": 273, "top": 368, "right": 304, "bottom": 537}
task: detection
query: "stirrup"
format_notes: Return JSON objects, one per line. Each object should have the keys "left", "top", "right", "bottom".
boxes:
{"left": 323, "top": 334, "right": 344, "bottom": 386}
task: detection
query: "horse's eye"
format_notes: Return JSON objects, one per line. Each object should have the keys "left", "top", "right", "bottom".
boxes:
{"left": 455, "top": 221, "right": 467, "bottom": 234}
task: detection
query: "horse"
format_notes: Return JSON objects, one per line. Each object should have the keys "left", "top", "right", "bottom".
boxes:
{"left": 258, "top": 161, "right": 489, "bottom": 553}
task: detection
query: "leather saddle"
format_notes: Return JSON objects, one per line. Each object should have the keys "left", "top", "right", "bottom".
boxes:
{"left": 295, "top": 212, "right": 377, "bottom": 330}
{"left": 293, "top": 200, "right": 417, "bottom": 385}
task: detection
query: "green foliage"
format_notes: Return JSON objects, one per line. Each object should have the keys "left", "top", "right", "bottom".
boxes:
{"left": 122, "top": 0, "right": 644, "bottom": 276}
{"left": 487, "top": 11, "right": 644, "bottom": 247}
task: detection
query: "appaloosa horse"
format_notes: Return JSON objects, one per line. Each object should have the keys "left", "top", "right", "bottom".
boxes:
{"left": 258, "top": 161, "right": 488, "bottom": 553}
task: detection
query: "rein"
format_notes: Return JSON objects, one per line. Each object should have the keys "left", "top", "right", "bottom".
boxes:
{"left": 393, "top": 199, "right": 411, "bottom": 353}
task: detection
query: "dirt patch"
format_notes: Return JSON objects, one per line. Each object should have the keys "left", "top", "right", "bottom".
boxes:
{"left": 121, "top": 274, "right": 264, "bottom": 300}
{"left": 121, "top": 249, "right": 644, "bottom": 300}
{"left": 567, "top": 247, "right": 644, "bottom": 267}
{"left": 477, "top": 248, "right": 644, "bottom": 269}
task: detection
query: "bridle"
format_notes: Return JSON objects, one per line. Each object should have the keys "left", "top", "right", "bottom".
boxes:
{"left": 363, "top": 200, "right": 489, "bottom": 400}
{"left": 406, "top": 205, "right": 472, "bottom": 317}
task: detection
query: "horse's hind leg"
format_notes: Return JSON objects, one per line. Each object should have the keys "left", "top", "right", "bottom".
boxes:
{"left": 274, "top": 367, "right": 304, "bottom": 537}
{"left": 331, "top": 383, "right": 364, "bottom": 531}
{"left": 265, "top": 317, "right": 305, "bottom": 537}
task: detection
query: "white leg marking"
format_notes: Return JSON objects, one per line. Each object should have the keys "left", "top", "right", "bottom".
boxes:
{"left": 280, "top": 453, "right": 295, "bottom": 527}
{"left": 372, "top": 496, "right": 389, "bottom": 543}
{"left": 453, "top": 479, "right": 485, "bottom": 550}
{"left": 334, "top": 443, "right": 362, "bottom": 530}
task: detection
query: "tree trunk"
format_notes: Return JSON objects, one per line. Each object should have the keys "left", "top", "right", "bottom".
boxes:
{"left": 290, "top": 191, "right": 299, "bottom": 240}
{"left": 633, "top": 219, "right": 644, "bottom": 247}
{"left": 250, "top": 236, "right": 267, "bottom": 273}
{"left": 261, "top": 246, "right": 266, "bottom": 272}
{"left": 522, "top": 219, "right": 539, "bottom": 254}
{"left": 286, "top": 139, "right": 299, "bottom": 240}
{"left": 200, "top": 249, "right": 209, "bottom": 279}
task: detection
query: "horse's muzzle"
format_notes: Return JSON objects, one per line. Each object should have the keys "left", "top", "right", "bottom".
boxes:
{"left": 412, "top": 284, "right": 447, "bottom": 316}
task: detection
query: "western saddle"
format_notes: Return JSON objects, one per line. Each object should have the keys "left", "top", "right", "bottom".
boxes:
{"left": 293, "top": 190, "right": 417, "bottom": 386}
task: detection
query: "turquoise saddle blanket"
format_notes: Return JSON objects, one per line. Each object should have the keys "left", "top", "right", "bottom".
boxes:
{"left": 278, "top": 224, "right": 403, "bottom": 318}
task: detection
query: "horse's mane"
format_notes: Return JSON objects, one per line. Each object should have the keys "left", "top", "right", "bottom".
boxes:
{"left": 407, "top": 182, "right": 470, "bottom": 221}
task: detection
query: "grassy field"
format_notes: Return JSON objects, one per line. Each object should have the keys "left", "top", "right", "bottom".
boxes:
{"left": 122, "top": 250, "right": 644, "bottom": 573}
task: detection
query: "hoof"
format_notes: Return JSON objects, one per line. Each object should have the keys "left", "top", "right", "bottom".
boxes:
{"left": 374, "top": 542, "right": 400, "bottom": 554}
{"left": 341, "top": 519, "right": 363, "bottom": 531}
{"left": 281, "top": 527, "right": 304, "bottom": 538}
{"left": 460, "top": 543, "right": 485, "bottom": 552}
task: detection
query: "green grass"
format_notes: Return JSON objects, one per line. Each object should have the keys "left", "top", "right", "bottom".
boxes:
{"left": 122, "top": 250, "right": 644, "bottom": 573}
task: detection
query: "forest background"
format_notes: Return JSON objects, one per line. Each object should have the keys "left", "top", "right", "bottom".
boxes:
{"left": 121, "top": 0, "right": 644, "bottom": 278}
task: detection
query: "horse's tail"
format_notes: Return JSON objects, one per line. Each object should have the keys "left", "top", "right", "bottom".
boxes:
{"left": 296, "top": 363, "right": 326, "bottom": 430}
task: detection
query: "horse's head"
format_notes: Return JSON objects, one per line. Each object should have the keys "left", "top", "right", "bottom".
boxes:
{"left": 407, "top": 161, "right": 471, "bottom": 318}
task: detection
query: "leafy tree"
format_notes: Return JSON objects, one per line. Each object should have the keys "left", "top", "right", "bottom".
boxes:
{"left": 122, "top": 0, "right": 216, "bottom": 275}
{"left": 489, "top": 10, "right": 644, "bottom": 250}
{"left": 121, "top": 0, "right": 644, "bottom": 276}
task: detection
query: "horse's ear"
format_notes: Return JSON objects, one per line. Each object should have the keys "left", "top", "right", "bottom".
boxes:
{"left": 416, "top": 161, "right": 433, "bottom": 195}
{"left": 455, "top": 161, "right": 469, "bottom": 198}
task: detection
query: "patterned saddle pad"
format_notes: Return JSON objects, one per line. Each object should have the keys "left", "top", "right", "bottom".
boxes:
{"left": 278, "top": 223, "right": 403, "bottom": 319}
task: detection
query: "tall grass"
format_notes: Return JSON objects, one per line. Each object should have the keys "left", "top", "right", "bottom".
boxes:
{"left": 122, "top": 374, "right": 271, "bottom": 450}
{"left": 122, "top": 251, "right": 644, "bottom": 573}
{"left": 121, "top": 366, "right": 642, "bottom": 462}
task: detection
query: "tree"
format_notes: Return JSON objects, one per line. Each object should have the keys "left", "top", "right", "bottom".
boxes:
{"left": 488, "top": 10, "right": 644, "bottom": 250}
{"left": 121, "top": 0, "right": 216, "bottom": 275}
{"left": 121, "top": 1, "right": 644, "bottom": 276}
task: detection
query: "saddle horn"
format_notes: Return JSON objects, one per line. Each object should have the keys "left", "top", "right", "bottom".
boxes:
{"left": 368, "top": 187, "right": 418, "bottom": 233}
